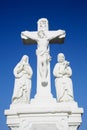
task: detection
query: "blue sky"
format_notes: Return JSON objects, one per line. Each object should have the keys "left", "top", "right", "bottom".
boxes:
{"left": 0, "top": 0, "right": 87, "bottom": 130}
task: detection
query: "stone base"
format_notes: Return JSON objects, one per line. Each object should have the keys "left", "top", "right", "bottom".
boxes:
{"left": 5, "top": 101, "right": 83, "bottom": 130}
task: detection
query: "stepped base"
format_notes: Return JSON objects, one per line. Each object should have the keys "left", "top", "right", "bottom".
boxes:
{"left": 5, "top": 100, "right": 83, "bottom": 130}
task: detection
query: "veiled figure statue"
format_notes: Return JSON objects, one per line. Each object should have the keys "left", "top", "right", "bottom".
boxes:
{"left": 12, "top": 55, "right": 33, "bottom": 104}
{"left": 53, "top": 53, "right": 74, "bottom": 102}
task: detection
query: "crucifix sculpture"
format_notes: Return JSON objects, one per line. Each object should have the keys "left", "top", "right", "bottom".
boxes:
{"left": 21, "top": 18, "right": 66, "bottom": 101}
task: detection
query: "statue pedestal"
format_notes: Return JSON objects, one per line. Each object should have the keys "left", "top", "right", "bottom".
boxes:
{"left": 5, "top": 101, "right": 83, "bottom": 130}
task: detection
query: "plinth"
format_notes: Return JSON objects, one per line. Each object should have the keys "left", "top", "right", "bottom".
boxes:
{"left": 5, "top": 100, "right": 83, "bottom": 130}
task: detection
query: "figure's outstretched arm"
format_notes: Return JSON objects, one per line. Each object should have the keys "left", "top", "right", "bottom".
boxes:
{"left": 48, "top": 30, "right": 66, "bottom": 40}
{"left": 21, "top": 31, "right": 38, "bottom": 41}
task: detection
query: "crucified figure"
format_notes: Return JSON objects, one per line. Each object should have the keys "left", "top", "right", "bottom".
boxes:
{"left": 21, "top": 18, "right": 66, "bottom": 86}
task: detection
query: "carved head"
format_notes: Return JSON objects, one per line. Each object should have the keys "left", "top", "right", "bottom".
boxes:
{"left": 21, "top": 55, "right": 29, "bottom": 63}
{"left": 57, "top": 53, "right": 65, "bottom": 63}
{"left": 37, "top": 30, "right": 46, "bottom": 39}
{"left": 37, "top": 18, "right": 49, "bottom": 31}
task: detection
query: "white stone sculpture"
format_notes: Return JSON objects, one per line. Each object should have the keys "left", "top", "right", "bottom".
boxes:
{"left": 5, "top": 18, "right": 83, "bottom": 130}
{"left": 21, "top": 18, "right": 66, "bottom": 102}
{"left": 12, "top": 55, "right": 33, "bottom": 104}
{"left": 53, "top": 53, "right": 74, "bottom": 102}
{"left": 21, "top": 18, "right": 65, "bottom": 85}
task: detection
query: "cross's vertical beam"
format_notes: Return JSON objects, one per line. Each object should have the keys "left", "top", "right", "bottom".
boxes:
{"left": 35, "top": 18, "right": 53, "bottom": 101}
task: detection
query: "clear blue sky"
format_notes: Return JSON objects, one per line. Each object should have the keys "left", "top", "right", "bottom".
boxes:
{"left": 0, "top": 0, "right": 87, "bottom": 130}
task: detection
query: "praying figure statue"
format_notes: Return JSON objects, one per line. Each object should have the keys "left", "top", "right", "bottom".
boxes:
{"left": 12, "top": 55, "right": 33, "bottom": 104}
{"left": 53, "top": 53, "right": 74, "bottom": 102}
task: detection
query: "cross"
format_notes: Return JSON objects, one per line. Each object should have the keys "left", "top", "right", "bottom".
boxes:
{"left": 21, "top": 18, "right": 66, "bottom": 102}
